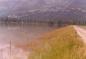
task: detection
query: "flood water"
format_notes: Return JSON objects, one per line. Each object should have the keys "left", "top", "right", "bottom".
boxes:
{"left": 0, "top": 24, "right": 57, "bottom": 59}
{"left": 0, "top": 24, "right": 57, "bottom": 45}
{"left": 0, "top": 23, "right": 57, "bottom": 47}
{"left": 0, "top": 24, "right": 56, "bottom": 59}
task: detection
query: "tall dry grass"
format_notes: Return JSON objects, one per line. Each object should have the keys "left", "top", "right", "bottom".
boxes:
{"left": 27, "top": 26, "right": 86, "bottom": 59}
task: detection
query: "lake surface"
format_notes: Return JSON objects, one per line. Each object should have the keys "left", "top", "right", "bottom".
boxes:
{"left": 0, "top": 24, "right": 57, "bottom": 59}
{"left": 0, "top": 24, "right": 57, "bottom": 45}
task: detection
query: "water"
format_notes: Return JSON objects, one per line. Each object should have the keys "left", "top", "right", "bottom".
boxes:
{"left": 0, "top": 24, "right": 57, "bottom": 59}
{"left": 0, "top": 24, "right": 56, "bottom": 44}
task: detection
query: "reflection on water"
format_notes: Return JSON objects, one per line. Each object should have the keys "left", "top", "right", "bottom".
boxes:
{"left": 0, "top": 24, "right": 56, "bottom": 44}
{"left": 0, "top": 44, "right": 29, "bottom": 59}
{"left": 0, "top": 24, "right": 57, "bottom": 59}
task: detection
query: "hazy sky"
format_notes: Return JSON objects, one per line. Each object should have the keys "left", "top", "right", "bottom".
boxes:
{"left": 0, "top": 0, "right": 86, "bottom": 16}
{"left": 0, "top": 0, "right": 72, "bottom": 12}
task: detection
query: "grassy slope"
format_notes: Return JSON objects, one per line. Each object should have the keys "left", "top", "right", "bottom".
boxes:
{"left": 27, "top": 26, "right": 86, "bottom": 59}
{"left": 28, "top": 26, "right": 86, "bottom": 59}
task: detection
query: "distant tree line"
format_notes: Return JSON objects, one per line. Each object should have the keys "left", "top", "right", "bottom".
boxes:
{"left": 1, "top": 8, "right": 86, "bottom": 27}
{"left": 0, "top": 13, "right": 86, "bottom": 27}
{"left": 0, "top": 19, "right": 86, "bottom": 27}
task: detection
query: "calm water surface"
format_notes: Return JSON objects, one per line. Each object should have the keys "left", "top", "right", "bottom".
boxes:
{"left": 0, "top": 24, "right": 57, "bottom": 45}
{"left": 0, "top": 24, "right": 57, "bottom": 59}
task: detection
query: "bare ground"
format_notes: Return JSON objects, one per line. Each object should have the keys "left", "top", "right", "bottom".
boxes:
{"left": 74, "top": 26, "right": 86, "bottom": 43}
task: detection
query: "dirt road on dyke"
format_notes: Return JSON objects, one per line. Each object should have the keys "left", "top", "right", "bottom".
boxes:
{"left": 74, "top": 26, "right": 86, "bottom": 43}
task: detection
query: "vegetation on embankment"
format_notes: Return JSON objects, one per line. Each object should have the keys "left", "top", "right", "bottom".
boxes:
{"left": 28, "top": 26, "right": 86, "bottom": 59}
